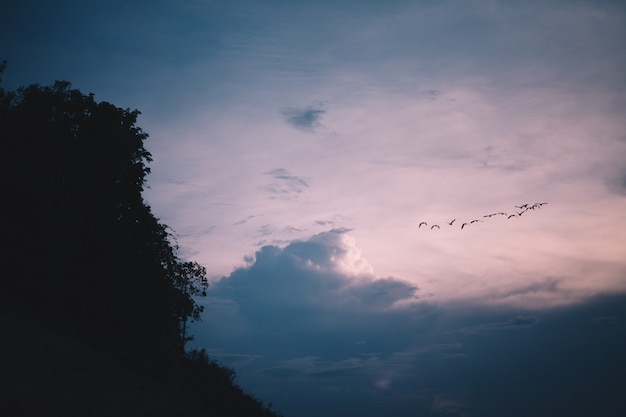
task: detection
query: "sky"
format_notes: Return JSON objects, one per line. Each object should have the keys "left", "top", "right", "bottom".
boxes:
{"left": 2, "top": 0, "right": 626, "bottom": 415}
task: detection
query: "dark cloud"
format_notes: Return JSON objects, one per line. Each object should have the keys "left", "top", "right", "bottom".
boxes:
{"left": 422, "top": 89, "right": 443, "bottom": 100}
{"left": 456, "top": 315, "right": 540, "bottom": 334}
{"left": 259, "top": 168, "right": 309, "bottom": 196}
{"left": 192, "top": 230, "right": 626, "bottom": 417}
{"left": 282, "top": 103, "right": 327, "bottom": 132}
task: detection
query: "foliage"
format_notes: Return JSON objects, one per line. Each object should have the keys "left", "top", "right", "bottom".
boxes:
{"left": 0, "top": 66, "right": 284, "bottom": 416}
{"left": 181, "top": 349, "right": 283, "bottom": 417}
{"left": 0, "top": 74, "right": 206, "bottom": 357}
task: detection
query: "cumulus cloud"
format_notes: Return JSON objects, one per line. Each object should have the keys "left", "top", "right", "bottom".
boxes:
{"left": 192, "top": 231, "right": 626, "bottom": 417}
{"left": 207, "top": 229, "right": 416, "bottom": 315}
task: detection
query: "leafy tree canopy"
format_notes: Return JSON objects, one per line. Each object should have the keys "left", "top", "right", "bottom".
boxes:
{"left": 0, "top": 70, "right": 207, "bottom": 359}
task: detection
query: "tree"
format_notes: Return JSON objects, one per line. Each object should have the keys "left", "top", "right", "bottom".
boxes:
{"left": 0, "top": 73, "right": 208, "bottom": 359}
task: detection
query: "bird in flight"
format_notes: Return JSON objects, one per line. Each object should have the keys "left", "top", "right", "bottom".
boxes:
{"left": 416, "top": 200, "right": 547, "bottom": 233}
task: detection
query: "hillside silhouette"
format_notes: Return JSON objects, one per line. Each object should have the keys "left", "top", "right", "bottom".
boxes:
{"left": 0, "top": 62, "right": 283, "bottom": 417}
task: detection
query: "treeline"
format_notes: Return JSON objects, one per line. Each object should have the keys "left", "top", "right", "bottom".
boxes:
{"left": 0, "top": 63, "right": 282, "bottom": 417}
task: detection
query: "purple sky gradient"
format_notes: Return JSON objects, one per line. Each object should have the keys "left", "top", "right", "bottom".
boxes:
{"left": 2, "top": 1, "right": 625, "bottom": 415}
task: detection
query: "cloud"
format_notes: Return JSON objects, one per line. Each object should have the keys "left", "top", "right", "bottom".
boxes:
{"left": 456, "top": 315, "right": 541, "bottom": 334}
{"left": 259, "top": 168, "right": 310, "bottom": 196}
{"left": 586, "top": 316, "right": 617, "bottom": 326}
{"left": 207, "top": 229, "right": 416, "bottom": 316}
{"left": 605, "top": 167, "right": 626, "bottom": 196}
{"left": 233, "top": 215, "right": 259, "bottom": 226}
{"left": 192, "top": 229, "right": 626, "bottom": 417}
{"left": 430, "top": 394, "right": 471, "bottom": 417}
{"left": 422, "top": 89, "right": 443, "bottom": 101}
{"left": 282, "top": 103, "right": 327, "bottom": 132}
{"left": 489, "top": 279, "right": 561, "bottom": 302}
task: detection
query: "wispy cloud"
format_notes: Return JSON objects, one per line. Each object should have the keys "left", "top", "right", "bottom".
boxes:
{"left": 259, "top": 168, "right": 310, "bottom": 196}
{"left": 233, "top": 215, "right": 260, "bottom": 226}
{"left": 282, "top": 103, "right": 327, "bottom": 132}
{"left": 456, "top": 315, "right": 541, "bottom": 334}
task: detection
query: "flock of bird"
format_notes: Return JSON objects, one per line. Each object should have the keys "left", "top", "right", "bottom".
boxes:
{"left": 418, "top": 202, "right": 548, "bottom": 230}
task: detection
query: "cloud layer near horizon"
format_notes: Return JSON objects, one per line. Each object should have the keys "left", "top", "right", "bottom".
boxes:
{"left": 193, "top": 228, "right": 626, "bottom": 417}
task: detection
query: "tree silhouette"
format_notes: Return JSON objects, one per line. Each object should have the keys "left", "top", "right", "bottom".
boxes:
{"left": 0, "top": 74, "right": 207, "bottom": 359}
{"left": 0, "top": 65, "right": 284, "bottom": 416}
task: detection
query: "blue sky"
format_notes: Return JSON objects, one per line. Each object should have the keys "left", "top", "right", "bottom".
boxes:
{"left": 2, "top": 1, "right": 626, "bottom": 415}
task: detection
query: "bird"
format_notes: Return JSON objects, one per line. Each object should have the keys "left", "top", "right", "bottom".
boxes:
{"left": 447, "top": 219, "right": 456, "bottom": 225}
{"left": 461, "top": 222, "right": 468, "bottom": 229}
{"left": 470, "top": 219, "right": 483, "bottom": 224}
{"left": 507, "top": 214, "right": 516, "bottom": 219}
{"left": 515, "top": 204, "right": 528, "bottom": 209}
{"left": 431, "top": 224, "right": 440, "bottom": 229}
{"left": 419, "top": 222, "right": 427, "bottom": 228}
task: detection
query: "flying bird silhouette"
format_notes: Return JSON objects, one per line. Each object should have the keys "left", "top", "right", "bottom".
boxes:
{"left": 414, "top": 200, "right": 547, "bottom": 234}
